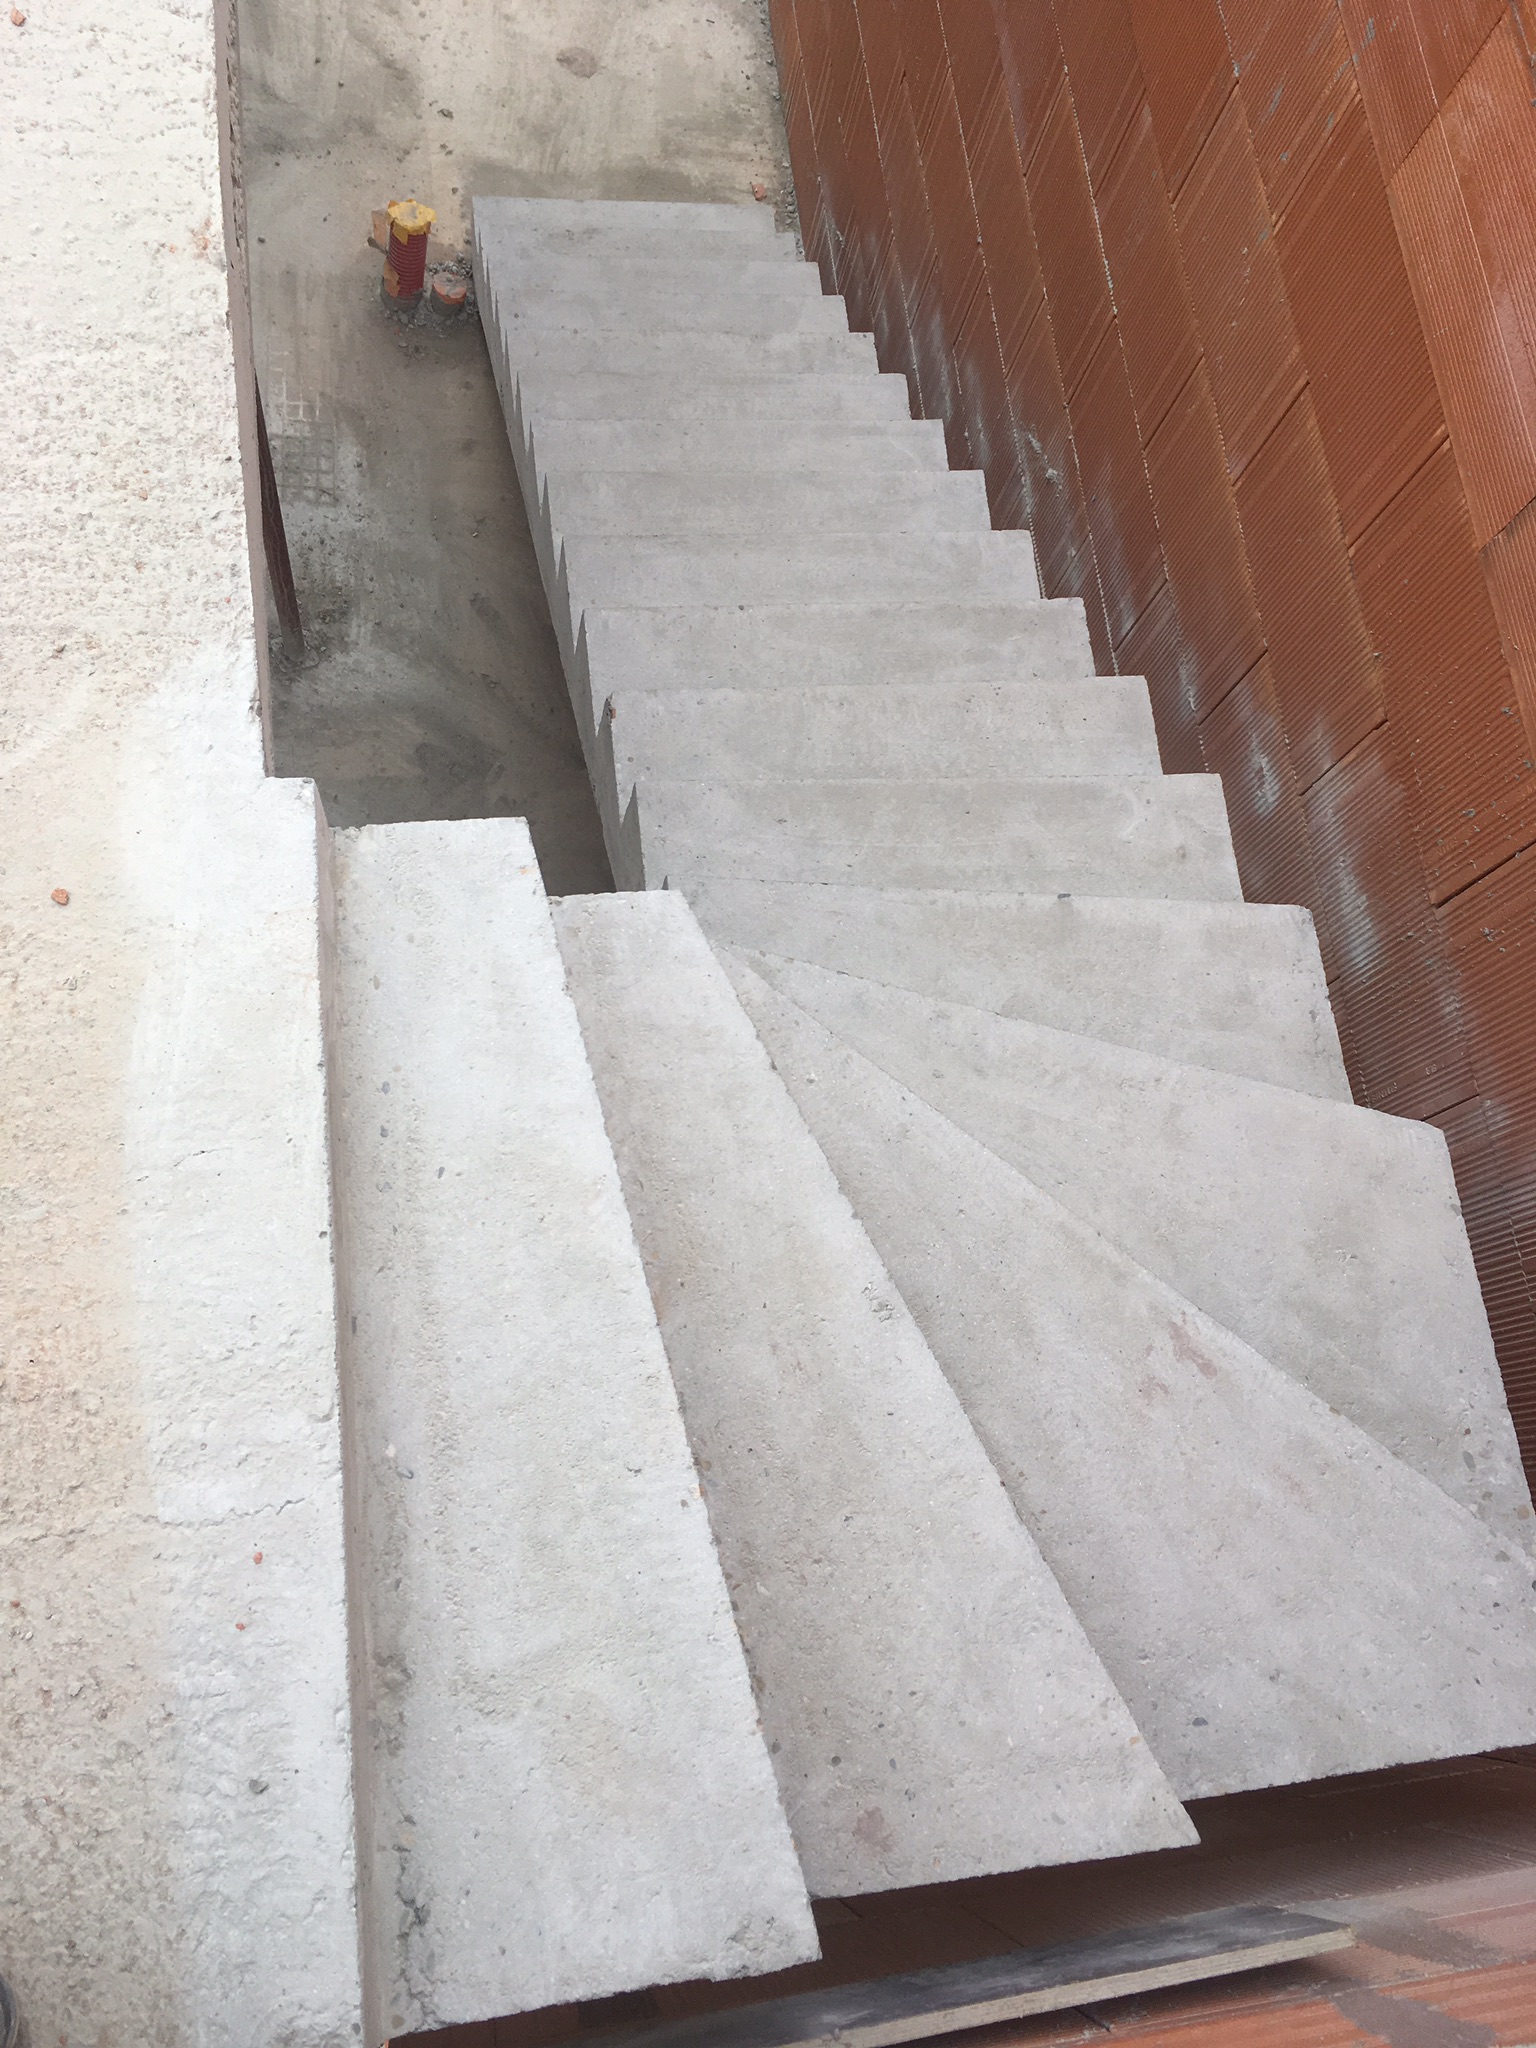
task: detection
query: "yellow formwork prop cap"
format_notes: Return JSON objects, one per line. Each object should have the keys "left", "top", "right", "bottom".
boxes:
{"left": 387, "top": 199, "right": 436, "bottom": 240}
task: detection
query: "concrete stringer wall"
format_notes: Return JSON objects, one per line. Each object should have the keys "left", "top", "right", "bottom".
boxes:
{"left": 768, "top": 0, "right": 1536, "bottom": 1483}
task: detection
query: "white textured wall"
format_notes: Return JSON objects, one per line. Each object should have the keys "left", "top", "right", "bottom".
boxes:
{"left": 0, "top": 0, "right": 361, "bottom": 2037}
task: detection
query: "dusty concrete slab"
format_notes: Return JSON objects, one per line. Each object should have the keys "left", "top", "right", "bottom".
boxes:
{"left": 725, "top": 960, "right": 1536, "bottom": 1801}
{"left": 678, "top": 881, "right": 1351, "bottom": 1098}
{"left": 327, "top": 819, "right": 815, "bottom": 2042}
{"left": 553, "top": 892, "right": 1195, "bottom": 1897}
{"left": 732, "top": 951, "right": 1534, "bottom": 1546}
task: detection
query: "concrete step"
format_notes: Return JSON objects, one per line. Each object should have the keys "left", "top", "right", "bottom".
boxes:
{"left": 617, "top": 774, "right": 1242, "bottom": 899}
{"left": 520, "top": 418, "right": 952, "bottom": 479}
{"left": 556, "top": 536, "right": 1042, "bottom": 647}
{"left": 543, "top": 467, "right": 992, "bottom": 543}
{"left": 324, "top": 819, "right": 816, "bottom": 2039}
{"left": 492, "top": 282, "right": 851, "bottom": 340}
{"left": 505, "top": 329, "right": 880, "bottom": 377}
{"left": 516, "top": 369, "right": 913, "bottom": 423}
{"left": 570, "top": 603, "right": 1097, "bottom": 737}
{"left": 551, "top": 889, "right": 1195, "bottom": 1898}
{"left": 601, "top": 677, "right": 1160, "bottom": 792}
{"left": 474, "top": 196, "right": 785, "bottom": 255}
{"left": 536, "top": 421, "right": 958, "bottom": 485}
{"left": 587, "top": 680, "right": 1163, "bottom": 864}
{"left": 528, "top": 475, "right": 992, "bottom": 647}
{"left": 486, "top": 252, "right": 826, "bottom": 303}
{"left": 731, "top": 950, "right": 1531, "bottom": 1545}
{"left": 724, "top": 955, "right": 1536, "bottom": 1803}
{"left": 678, "top": 879, "right": 1350, "bottom": 1099}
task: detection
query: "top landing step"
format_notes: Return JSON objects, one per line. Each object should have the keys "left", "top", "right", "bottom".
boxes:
{"left": 475, "top": 197, "right": 787, "bottom": 257}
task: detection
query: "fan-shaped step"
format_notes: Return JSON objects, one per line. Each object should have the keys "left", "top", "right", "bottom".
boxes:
{"left": 551, "top": 889, "right": 1195, "bottom": 1898}
{"left": 723, "top": 955, "right": 1536, "bottom": 1803}
{"left": 677, "top": 878, "right": 1350, "bottom": 1099}
{"left": 730, "top": 948, "right": 1530, "bottom": 1543}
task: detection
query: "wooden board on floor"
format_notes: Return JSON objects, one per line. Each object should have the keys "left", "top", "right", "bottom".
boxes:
{"left": 586, "top": 1907, "right": 1354, "bottom": 2048}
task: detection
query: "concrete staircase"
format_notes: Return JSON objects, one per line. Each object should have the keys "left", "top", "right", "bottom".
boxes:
{"left": 314, "top": 197, "right": 1536, "bottom": 2040}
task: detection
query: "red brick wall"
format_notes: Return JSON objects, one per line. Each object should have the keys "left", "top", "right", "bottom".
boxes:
{"left": 770, "top": 0, "right": 1536, "bottom": 1477}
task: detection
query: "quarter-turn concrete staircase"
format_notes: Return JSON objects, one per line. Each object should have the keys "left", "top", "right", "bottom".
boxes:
{"left": 317, "top": 198, "right": 1536, "bottom": 2042}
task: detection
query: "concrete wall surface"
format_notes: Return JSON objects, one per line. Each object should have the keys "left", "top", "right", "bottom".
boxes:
{"left": 0, "top": 0, "right": 362, "bottom": 2038}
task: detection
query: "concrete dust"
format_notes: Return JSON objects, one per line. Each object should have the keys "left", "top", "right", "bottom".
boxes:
{"left": 237, "top": 0, "right": 794, "bottom": 893}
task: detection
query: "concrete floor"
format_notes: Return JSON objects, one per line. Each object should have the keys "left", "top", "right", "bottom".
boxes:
{"left": 237, "top": 0, "right": 794, "bottom": 893}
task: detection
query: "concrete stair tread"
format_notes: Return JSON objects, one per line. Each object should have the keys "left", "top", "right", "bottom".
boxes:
{"left": 543, "top": 467, "right": 992, "bottom": 540}
{"left": 674, "top": 878, "right": 1350, "bottom": 1097}
{"left": 491, "top": 290, "right": 852, "bottom": 338}
{"left": 522, "top": 419, "right": 953, "bottom": 473}
{"left": 504, "top": 331, "right": 879, "bottom": 376}
{"left": 551, "top": 889, "right": 1195, "bottom": 1897}
{"left": 558, "top": 534, "right": 1042, "bottom": 621}
{"left": 725, "top": 946, "right": 1529, "bottom": 1543}
{"left": 620, "top": 774, "right": 1241, "bottom": 901}
{"left": 563, "top": 606, "right": 1101, "bottom": 774}
{"left": 577, "top": 599, "right": 1095, "bottom": 686}
{"left": 325, "top": 820, "right": 816, "bottom": 2038}
{"left": 723, "top": 953, "right": 1536, "bottom": 1804}
{"left": 599, "top": 678, "right": 1162, "bottom": 790}
{"left": 474, "top": 197, "right": 783, "bottom": 247}
{"left": 485, "top": 253, "right": 825, "bottom": 294}
{"left": 513, "top": 369, "right": 913, "bottom": 422}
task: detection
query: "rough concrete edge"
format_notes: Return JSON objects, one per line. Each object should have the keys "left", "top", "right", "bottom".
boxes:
{"left": 313, "top": 793, "right": 380, "bottom": 2046}
{"left": 212, "top": 0, "right": 275, "bottom": 768}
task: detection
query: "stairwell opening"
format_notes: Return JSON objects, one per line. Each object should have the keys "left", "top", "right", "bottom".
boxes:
{"left": 234, "top": 0, "right": 795, "bottom": 897}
